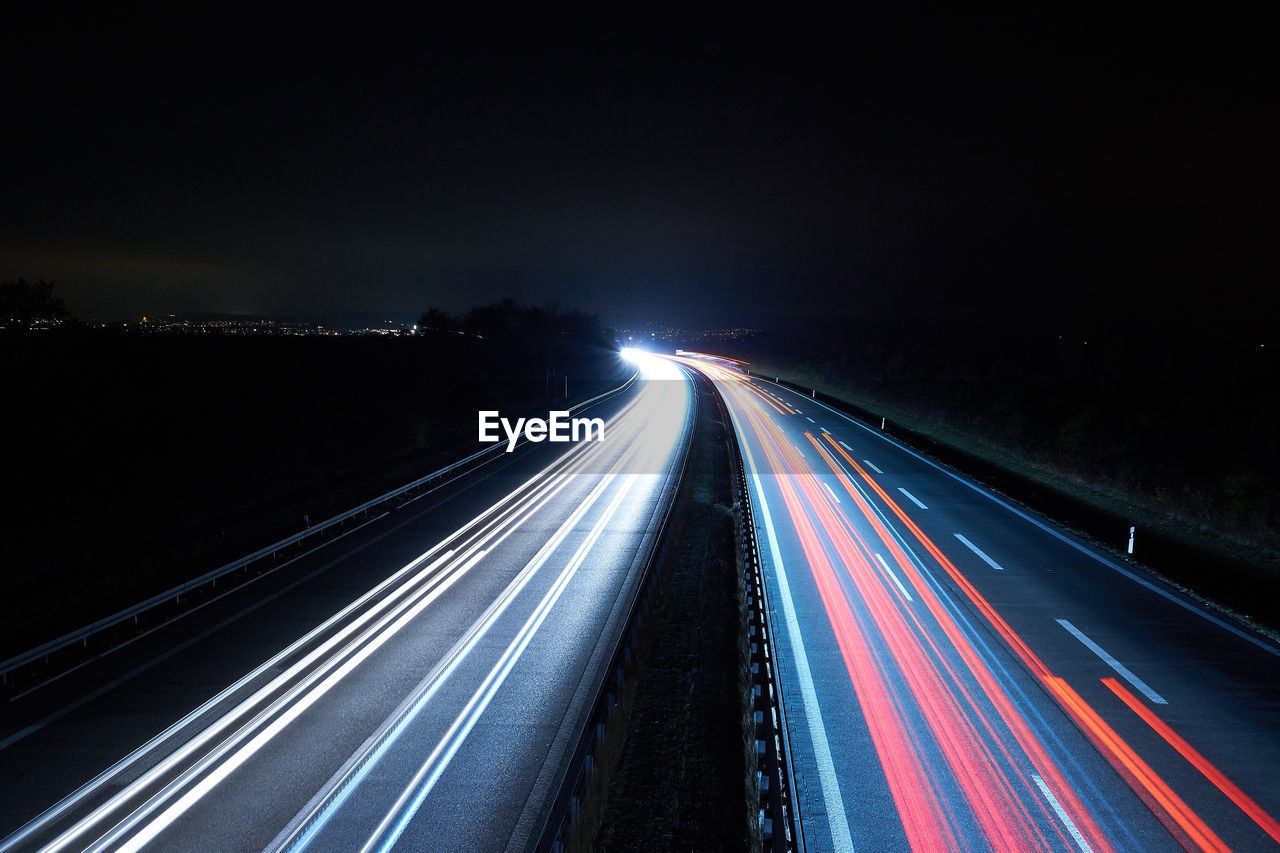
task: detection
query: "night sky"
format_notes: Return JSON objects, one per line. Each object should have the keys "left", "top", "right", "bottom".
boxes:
{"left": 2, "top": 7, "right": 1271, "bottom": 331}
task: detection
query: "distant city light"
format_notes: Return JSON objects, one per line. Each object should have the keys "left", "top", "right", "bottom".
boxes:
{"left": 613, "top": 324, "right": 761, "bottom": 345}
{"left": 84, "top": 315, "right": 418, "bottom": 336}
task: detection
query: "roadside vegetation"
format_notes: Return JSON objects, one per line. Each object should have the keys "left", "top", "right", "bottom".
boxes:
{"left": 721, "top": 314, "right": 1279, "bottom": 625}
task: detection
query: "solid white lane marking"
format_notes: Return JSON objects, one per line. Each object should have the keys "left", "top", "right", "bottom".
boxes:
{"left": 862, "top": 459, "right": 883, "bottom": 474}
{"left": 1032, "top": 773, "right": 1093, "bottom": 853}
{"left": 954, "top": 534, "right": 1005, "bottom": 571}
{"left": 1056, "top": 619, "right": 1167, "bottom": 705}
{"left": 806, "top": 416, "right": 816, "bottom": 423}
{"left": 822, "top": 482, "right": 841, "bottom": 504}
{"left": 874, "top": 554, "right": 913, "bottom": 602}
{"left": 748, "top": 468, "right": 854, "bottom": 853}
{"left": 897, "top": 488, "right": 928, "bottom": 509}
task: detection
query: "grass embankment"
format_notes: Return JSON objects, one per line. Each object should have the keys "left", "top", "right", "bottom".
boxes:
{"left": 724, "top": 318, "right": 1280, "bottom": 628}
{"left": 2, "top": 325, "right": 624, "bottom": 659}
{"left": 596, "top": 375, "right": 751, "bottom": 852}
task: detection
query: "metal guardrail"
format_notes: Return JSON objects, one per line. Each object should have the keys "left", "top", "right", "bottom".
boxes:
{"left": 1, "top": 369, "right": 640, "bottom": 687}
{"left": 672, "top": 355, "right": 800, "bottom": 849}
{"left": 732, "top": 413, "right": 801, "bottom": 852}
{"left": 534, "top": 365, "right": 799, "bottom": 853}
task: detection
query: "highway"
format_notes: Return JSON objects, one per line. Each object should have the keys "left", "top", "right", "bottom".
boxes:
{"left": 0, "top": 352, "right": 692, "bottom": 852}
{"left": 679, "top": 355, "right": 1280, "bottom": 852}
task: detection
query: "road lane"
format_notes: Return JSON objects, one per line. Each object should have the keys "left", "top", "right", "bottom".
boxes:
{"left": 680, "top": 355, "right": 1280, "bottom": 853}
{"left": 1, "top": 352, "right": 692, "bottom": 852}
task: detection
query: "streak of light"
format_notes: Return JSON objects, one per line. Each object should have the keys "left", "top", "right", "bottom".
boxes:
{"left": 728, "top": 379, "right": 1089, "bottom": 849}
{"left": 365, "top": 471, "right": 641, "bottom": 853}
{"left": 820, "top": 433, "right": 1233, "bottom": 853}
{"left": 1047, "top": 676, "right": 1228, "bottom": 852}
{"left": 686, "top": 355, "right": 1127, "bottom": 851}
{"left": 23, "top": 356, "right": 686, "bottom": 853}
{"left": 745, "top": 472, "right": 857, "bottom": 853}
{"left": 288, "top": 376, "right": 691, "bottom": 845}
{"left": 1104, "top": 678, "right": 1280, "bottom": 846}
{"left": 803, "top": 432, "right": 1094, "bottom": 851}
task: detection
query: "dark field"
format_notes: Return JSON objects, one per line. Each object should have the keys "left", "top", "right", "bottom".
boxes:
{"left": 2, "top": 330, "right": 626, "bottom": 658}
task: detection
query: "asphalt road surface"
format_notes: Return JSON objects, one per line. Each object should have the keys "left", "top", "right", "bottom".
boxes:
{"left": 679, "top": 354, "right": 1280, "bottom": 853}
{"left": 0, "top": 353, "right": 692, "bottom": 852}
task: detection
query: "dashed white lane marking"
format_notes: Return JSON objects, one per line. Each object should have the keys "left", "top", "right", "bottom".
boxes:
{"left": 953, "top": 533, "right": 1005, "bottom": 571}
{"left": 862, "top": 459, "right": 883, "bottom": 474}
{"left": 822, "top": 482, "right": 841, "bottom": 504}
{"left": 874, "top": 554, "right": 913, "bottom": 602}
{"left": 1057, "top": 619, "right": 1168, "bottom": 705}
{"left": 794, "top": 384, "right": 1280, "bottom": 658}
{"left": 806, "top": 416, "right": 816, "bottom": 423}
{"left": 1033, "top": 773, "right": 1094, "bottom": 853}
{"left": 897, "top": 487, "right": 927, "bottom": 509}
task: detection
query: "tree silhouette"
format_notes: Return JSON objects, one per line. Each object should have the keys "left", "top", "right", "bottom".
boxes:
{"left": 418, "top": 306, "right": 455, "bottom": 333}
{"left": 1, "top": 278, "right": 72, "bottom": 331}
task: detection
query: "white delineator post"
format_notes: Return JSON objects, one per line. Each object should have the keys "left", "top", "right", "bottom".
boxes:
{"left": 1128, "top": 526, "right": 1136, "bottom": 555}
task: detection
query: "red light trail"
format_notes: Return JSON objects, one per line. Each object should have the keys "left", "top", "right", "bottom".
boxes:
{"left": 676, "top": 356, "right": 1277, "bottom": 851}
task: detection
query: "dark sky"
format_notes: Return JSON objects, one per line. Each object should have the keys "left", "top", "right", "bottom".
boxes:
{"left": 2, "top": 6, "right": 1271, "bottom": 330}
